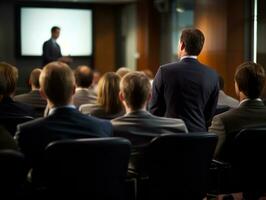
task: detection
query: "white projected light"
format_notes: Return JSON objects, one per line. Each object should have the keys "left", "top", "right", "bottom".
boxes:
{"left": 21, "top": 7, "right": 92, "bottom": 56}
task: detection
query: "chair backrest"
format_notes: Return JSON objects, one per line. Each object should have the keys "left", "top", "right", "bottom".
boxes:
{"left": 231, "top": 128, "right": 266, "bottom": 191}
{"left": 35, "top": 137, "right": 131, "bottom": 199}
{"left": 144, "top": 133, "right": 218, "bottom": 200}
{"left": 0, "top": 150, "right": 28, "bottom": 195}
{"left": 0, "top": 116, "right": 34, "bottom": 136}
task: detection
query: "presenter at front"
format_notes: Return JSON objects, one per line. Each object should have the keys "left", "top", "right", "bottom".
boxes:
{"left": 42, "top": 26, "right": 72, "bottom": 66}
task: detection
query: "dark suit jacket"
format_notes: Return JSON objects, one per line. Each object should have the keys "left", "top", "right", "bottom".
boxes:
{"left": 209, "top": 100, "right": 266, "bottom": 160}
{"left": 149, "top": 58, "right": 219, "bottom": 132}
{"left": 0, "top": 126, "right": 18, "bottom": 150}
{"left": 0, "top": 96, "right": 36, "bottom": 118}
{"left": 73, "top": 88, "right": 97, "bottom": 109}
{"left": 112, "top": 110, "right": 188, "bottom": 146}
{"left": 14, "top": 90, "right": 47, "bottom": 117}
{"left": 15, "top": 107, "right": 112, "bottom": 167}
{"left": 42, "top": 39, "right": 62, "bottom": 65}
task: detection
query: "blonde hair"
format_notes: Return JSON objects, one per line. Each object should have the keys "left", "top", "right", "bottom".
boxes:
{"left": 0, "top": 62, "right": 18, "bottom": 100}
{"left": 40, "top": 61, "right": 75, "bottom": 106}
{"left": 120, "top": 71, "right": 151, "bottom": 110}
{"left": 97, "top": 72, "right": 122, "bottom": 113}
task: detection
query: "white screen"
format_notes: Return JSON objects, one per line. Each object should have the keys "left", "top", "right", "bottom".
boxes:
{"left": 21, "top": 7, "right": 92, "bottom": 56}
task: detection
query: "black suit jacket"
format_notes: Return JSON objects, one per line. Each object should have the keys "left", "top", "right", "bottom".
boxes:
{"left": 42, "top": 39, "right": 62, "bottom": 65}
{"left": 209, "top": 100, "right": 266, "bottom": 160}
{"left": 0, "top": 96, "right": 36, "bottom": 118}
{"left": 149, "top": 58, "right": 219, "bottom": 132}
{"left": 15, "top": 107, "right": 112, "bottom": 167}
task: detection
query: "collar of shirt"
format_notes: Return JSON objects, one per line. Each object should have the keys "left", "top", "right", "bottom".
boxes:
{"left": 48, "top": 105, "right": 76, "bottom": 116}
{"left": 51, "top": 38, "right": 57, "bottom": 44}
{"left": 75, "top": 87, "right": 89, "bottom": 92}
{"left": 239, "top": 98, "right": 262, "bottom": 105}
{"left": 180, "top": 55, "right": 197, "bottom": 60}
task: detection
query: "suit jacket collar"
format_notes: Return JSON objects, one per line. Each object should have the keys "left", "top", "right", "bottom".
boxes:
{"left": 126, "top": 110, "right": 151, "bottom": 117}
{"left": 48, "top": 106, "right": 77, "bottom": 116}
{"left": 239, "top": 99, "right": 265, "bottom": 108}
{"left": 179, "top": 57, "right": 199, "bottom": 64}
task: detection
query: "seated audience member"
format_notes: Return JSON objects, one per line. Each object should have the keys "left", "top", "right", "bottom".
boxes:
{"left": 91, "top": 70, "right": 101, "bottom": 94}
{"left": 14, "top": 68, "right": 47, "bottom": 117}
{"left": 80, "top": 72, "right": 124, "bottom": 119}
{"left": 209, "top": 61, "right": 266, "bottom": 159}
{"left": 0, "top": 126, "right": 18, "bottom": 150}
{"left": 0, "top": 62, "right": 35, "bottom": 118}
{"left": 15, "top": 61, "right": 112, "bottom": 167}
{"left": 116, "top": 67, "right": 132, "bottom": 78}
{"left": 73, "top": 65, "right": 96, "bottom": 108}
{"left": 112, "top": 71, "right": 188, "bottom": 146}
{"left": 218, "top": 75, "right": 239, "bottom": 108}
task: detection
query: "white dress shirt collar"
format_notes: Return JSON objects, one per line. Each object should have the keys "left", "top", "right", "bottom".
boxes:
{"left": 48, "top": 105, "right": 76, "bottom": 116}
{"left": 180, "top": 55, "right": 197, "bottom": 60}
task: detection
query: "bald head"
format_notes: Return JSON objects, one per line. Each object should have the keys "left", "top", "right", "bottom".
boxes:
{"left": 74, "top": 65, "right": 93, "bottom": 88}
{"left": 40, "top": 61, "right": 75, "bottom": 106}
{"left": 29, "top": 68, "right": 42, "bottom": 89}
{"left": 116, "top": 67, "right": 132, "bottom": 78}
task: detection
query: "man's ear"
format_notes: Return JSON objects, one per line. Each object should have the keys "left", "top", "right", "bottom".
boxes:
{"left": 234, "top": 81, "right": 240, "bottom": 97}
{"left": 119, "top": 91, "right": 124, "bottom": 102}
{"left": 40, "top": 88, "right": 47, "bottom": 100}
{"left": 180, "top": 41, "right": 185, "bottom": 51}
{"left": 72, "top": 84, "right": 76, "bottom": 95}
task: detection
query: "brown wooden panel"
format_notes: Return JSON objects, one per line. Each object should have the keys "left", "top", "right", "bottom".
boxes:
{"left": 94, "top": 6, "right": 116, "bottom": 74}
{"left": 195, "top": 0, "right": 245, "bottom": 98}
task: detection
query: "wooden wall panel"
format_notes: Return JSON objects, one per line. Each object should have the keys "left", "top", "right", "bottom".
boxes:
{"left": 136, "top": 0, "right": 160, "bottom": 75}
{"left": 195, "top": 0, "right": 245, "bottom": 97}
{"left": 94, "top": 6, "right": 116, "bottom": 74}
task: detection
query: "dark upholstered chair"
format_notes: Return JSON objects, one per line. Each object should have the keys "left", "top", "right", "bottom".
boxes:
{"left": 0, "top": 150, "right": 28, "bottom": 197}
{"left": 33, "top": 137, "right": 131, "bottom": 199}
{"left": 0, "top": 116, "right": 34, "bottom": 136}
{"left": 136, "top": 133, "right": 218, "bottom": 200}
{"left": 209, "top": 128, "right": 266, "bottom": 199}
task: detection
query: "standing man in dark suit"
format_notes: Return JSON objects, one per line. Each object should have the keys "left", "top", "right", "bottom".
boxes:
{"left": 42, "top": 26, "right": 72, "bottom": 66}
{"left": 149, "top": 28, "right": 219, "bottom": 132}
{"left": 209, "top": 61, "right": 266, "bottom": 159}
{"left": 15, "top": 61, "right": 112, "bottom": 168}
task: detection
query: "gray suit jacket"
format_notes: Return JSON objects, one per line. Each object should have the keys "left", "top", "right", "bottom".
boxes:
{"left": 14, "top": 90, "right": 47, "bottom": 117}
{"left": 112, "top": 110, "right": 188, "bottom": 146}
{"left": 209, "top": 100, "right": 266, "bottom": 159}
{"left": 73, "top": 88, "right": 97, "bottom": 109}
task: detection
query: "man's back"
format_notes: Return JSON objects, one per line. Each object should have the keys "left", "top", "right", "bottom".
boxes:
{"left": 112, "top": 110, "right": 187, "bottom": 146}
{"left": 73, "top": 88, "right": 97, "bottom": 108}
{"left": 150, "top": 58, "right": 219, "bottom": 132}
{"left": 15, "top": 107, "right": 112, "bottom": 166}
{"left": 209, "top": 100, "right": 266, "bottom": 160}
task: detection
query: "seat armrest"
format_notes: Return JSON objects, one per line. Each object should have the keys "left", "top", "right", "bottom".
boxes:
{"left": 210, "top": 159, "right": 231, "bottom": 170}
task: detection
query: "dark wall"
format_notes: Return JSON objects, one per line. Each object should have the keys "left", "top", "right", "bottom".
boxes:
{"left": 0, "top": 1, "right": 120, "bottom": 94}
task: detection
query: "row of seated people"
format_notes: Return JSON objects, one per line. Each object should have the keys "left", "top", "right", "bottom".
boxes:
{"left": 0, "top": 60, "right": 266, "bottom": 199}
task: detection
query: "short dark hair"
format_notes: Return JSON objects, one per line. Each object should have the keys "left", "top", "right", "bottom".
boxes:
{"left": 219, "top": 75, "right": 224, "bottom": 90}
{"left": 120, "top": 72, "right": 151, "bottom": 110}
{"left": 74, "top": 65, "right": 94, "bottom": 88}
{"left": 180, "top": 28, "right": 205, "bottom": 56}
{"left": 30, "top": 68, "right": 42, "bottom": 88}
{"left": 51, "top": 26, "right": 60, "bottom": 33}
{"left": 40, "top": 61, "right": 75, "bottom": 106}
{"left": 0, "top": 62, "right": 18, "bottom": 97}
{"left": 235, "top": 61, "right": 265, "bottom": 99}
